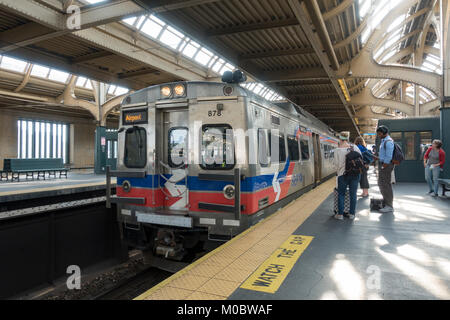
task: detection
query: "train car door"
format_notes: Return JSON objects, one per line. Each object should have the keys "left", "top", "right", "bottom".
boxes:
{"left": 159, "top": 109, "right": 189, "bottom": 211}
{"left": 312, "top": 132, "right": 322, "bottom": 183}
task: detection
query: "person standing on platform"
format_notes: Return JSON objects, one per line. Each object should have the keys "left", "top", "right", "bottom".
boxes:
{"left": 373, "top": 125, "right": 395, "bottom": 213}
{"left": 354, "top": 136, "right": 371, "bottom": 197}
{"left": 333, "top": 131, "right": 362, "bottom": 220}
{"left": 424, "top": 139, "right": 446, "bottom": 197}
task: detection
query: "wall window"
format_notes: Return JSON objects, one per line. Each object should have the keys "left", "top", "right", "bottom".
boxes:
{"left": 17, "top": 120, "right": 69, "bottom": 163}
{"left": 404, "top": 132, "right": 416, "bottom": 160}
{"left": 287, "top": 135, "right": 300, "bottom": 161}
{"left": 420, "top": 131, "right": 432, "bottom": 157}
{"left": 300, "top": 139, "right": 310, "bottom": 160}
{"left": 201, "top": 124, "right": 234, "bottom": 170}
{"left": 124, "top": 127, "right": 147, "bottom": 168}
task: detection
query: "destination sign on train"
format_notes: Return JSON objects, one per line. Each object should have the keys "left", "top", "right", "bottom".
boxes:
{"left": 122, "top": 109, "right": 148, "bottom": 125}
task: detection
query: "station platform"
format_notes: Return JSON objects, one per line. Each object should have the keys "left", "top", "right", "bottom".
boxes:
{"left": 0, "top": 170, "right": 116, "bottom": 221}
{"left": 0, "top": 170, "right": 116, "bottom": 203}
{"left": 136, "top": 170, "right": 450, "bottom": 300}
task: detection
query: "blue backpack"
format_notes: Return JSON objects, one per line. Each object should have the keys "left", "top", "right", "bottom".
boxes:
{"left": 362, "top": 149, "right": 374, "bottom": 164}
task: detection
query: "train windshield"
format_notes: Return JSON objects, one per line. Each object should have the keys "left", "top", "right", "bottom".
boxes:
{"left": 124, "top": 127, "right": 147, "bottom": 168}
{"left": 200, "top": 124, "right": 234, "bottom": 170}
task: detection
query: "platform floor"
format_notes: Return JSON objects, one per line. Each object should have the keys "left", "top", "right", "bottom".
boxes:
{"left": 136, "top": 169, "right": 450, "bottom": 300}
{"left": 0, "top": 170, "right": 116, "bottom": 199}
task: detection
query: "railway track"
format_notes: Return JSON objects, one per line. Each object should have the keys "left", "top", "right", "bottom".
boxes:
{"left": 92, "top": 266, "right": 172, "bottom": 300}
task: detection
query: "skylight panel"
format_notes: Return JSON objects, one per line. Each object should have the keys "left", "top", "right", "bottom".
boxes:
{"left": 221, "top": 63, "right": 234, "bottom": 74}
{"left": 420, "top": 65, "right": 433, "bottom": 72}
{"left": 108, "top": 85, "right": 117, "bottom": 94}
{"left": 387, "top": 14, "right": 405, "bottom": 33}
{"left": 194, "top": 48, "right": 213, "bottom": 65}
{"left": 31, "top": 64, "right": 50, "bottom": 78}
{"left": 48, "top": 69, "right": 69, "bottom": 83}
{"left": 359, "top": 0, "right": 370, "bottom": 18}
{"left": 84, "top": 0, "right": 106, "bottom": 3}
{"left": 253, "top": 84, "right": 264, "bottom": 94}
{"left": 381, "top": 50, "right": 395, "bottom": 62}
{"left": 141, "top": 18, "right": 164, "bottom": 38}
{"left": 425, "top": 55, "right": 440, "bottom": 66}
{"left": 361, "top": 27, "right": 371, "bottom": 44}
{"left": 76, "top": 76, "right": 88, "bottom": 87}
{"left": 85, "top": 80, "right": 93, "bottom": 89}
{"left": 208, "top": 56, "right": 219, "bottom": 68}
{"left": 123, "top": 16, "right": 137, "bottom": 26}
{"left": 115, "top": 86, "right": 129, "bottom": 95}
{"left": 1, "top": 56, "right": 28, "bottom": 73}
{"left": 150, "top": 14, "right": 166, "bottom": 26}
{"left": 182, "top": 40, "right": 200, "bottom": 58}
{"left": 422, "top": 62, "right": 437, "bottom": 71}
{"left": 160, "top": 27, "right": 183, "bottom": 49}
{"left": 211, "top": 58, "right": 225, "bottom": 72}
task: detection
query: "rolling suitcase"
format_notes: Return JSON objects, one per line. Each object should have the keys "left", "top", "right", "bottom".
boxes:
{"left": 333, "top": 188, "right": 350, "bottom": 215}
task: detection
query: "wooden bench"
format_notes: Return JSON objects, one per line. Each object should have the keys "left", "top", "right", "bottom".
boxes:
{"left": 438, "top": 179, "right": 450, "bottom": 196}
{"left": 3, "top": 158, "right": 69, "bottom": 182}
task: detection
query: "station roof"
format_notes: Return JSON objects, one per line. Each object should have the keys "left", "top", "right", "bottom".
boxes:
{"left": 0, "top": 0, "right": 443, "bottom": 136}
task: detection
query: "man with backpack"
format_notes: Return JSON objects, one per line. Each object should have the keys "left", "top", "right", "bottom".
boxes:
{"left": 374, "top": 125, "right": 397, "bottom": 213}
{"left": 333, "top": 131, "right": 364, "bottom": 220}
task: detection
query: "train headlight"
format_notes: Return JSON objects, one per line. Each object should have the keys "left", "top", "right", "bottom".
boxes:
{"left": 161, "top": 86, "right": 172, "bottom": 98}
{"left": 174, "top": 84, "right": 185, "bottom": 97}
{"left": 122, "top": 180, "right": 132, "bottom": 193}
{"left": 223, "top": 184, "right": 235, "bottom": 199}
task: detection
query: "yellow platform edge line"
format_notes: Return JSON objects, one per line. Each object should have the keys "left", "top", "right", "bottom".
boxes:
{"left": 134, "top": 178, "right": 334, "bottom": 300}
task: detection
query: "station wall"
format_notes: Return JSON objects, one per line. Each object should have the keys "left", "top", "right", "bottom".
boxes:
{"left": 0, "top": 110, "right": 118, "bottom": 169}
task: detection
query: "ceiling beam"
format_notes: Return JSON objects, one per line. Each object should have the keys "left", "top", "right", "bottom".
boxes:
{"left": 118, "top": 68, "right": 160, "bottom": 79}
{"left": 262, "top": 68, "right": 329, "bottom": 82}
{"left": 70, "top": 51, "right": 115, "bottom": 64}
{"left": 134, "top": 0, "right": 223, "bottom": 13}
{"left": 322, "top": 0, "right": 354, "bottom": 21}
{"left": 288, "top": 0, "right": 360, "bottom": 135}
{"left": 302, "top": 0, "right": 340, "bottom": 71}
{"left": 207, "top": 18, "right": 300, "bottom": 37}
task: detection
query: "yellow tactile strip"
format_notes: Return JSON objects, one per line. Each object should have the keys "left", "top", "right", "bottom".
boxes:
{"left": 135, "top": 178, "right": 334, "bottom": 300}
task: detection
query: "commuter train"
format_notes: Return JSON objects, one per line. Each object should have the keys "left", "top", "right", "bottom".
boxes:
{"left": 107, "top": 80, "right": 339, "bottom": 260}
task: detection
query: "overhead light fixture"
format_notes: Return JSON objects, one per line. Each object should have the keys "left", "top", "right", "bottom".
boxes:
{"left": 337, "top": 79, "right": 351, "bottom": 102}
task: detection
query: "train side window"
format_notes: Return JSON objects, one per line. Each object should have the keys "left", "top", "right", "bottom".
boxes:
{"left": 267, "top": 131, "right": 286, "bottom": 163}
{"left": 300, "top": 139, "right": 310, "bottom": 160}
{"left": 258, "top": 129, "right": 270, "bottom": 167}
{"left": 323, "top": 144, "right": 329, "bottom": 159}
{"left": 287, "top": 135, "right": 300, "bottom": 161}
{"left": 124, "top": 127, "right": 147, "bottom": 168}
{"left": 168, "top": 127, "right": 188, "bottom": 168}
{"left": 200, "top": 124, "right": 235, "bottom": 170}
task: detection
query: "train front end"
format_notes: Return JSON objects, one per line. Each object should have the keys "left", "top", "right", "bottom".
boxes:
{"left": 107, "top": 81, "right": 248, "bottom": 260}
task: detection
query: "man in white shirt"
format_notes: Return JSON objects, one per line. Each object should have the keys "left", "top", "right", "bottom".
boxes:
{"left": 332, "top": 131, "right": 362, "bottom": 220}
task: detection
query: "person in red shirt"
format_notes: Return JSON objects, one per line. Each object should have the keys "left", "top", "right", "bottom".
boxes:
{"left": 423, "top": 140, "right": 446, "bottom": 196}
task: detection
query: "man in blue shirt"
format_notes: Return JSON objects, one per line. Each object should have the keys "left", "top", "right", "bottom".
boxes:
{"left": 374, "top": 125, "right": 395, "bottom": 213}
